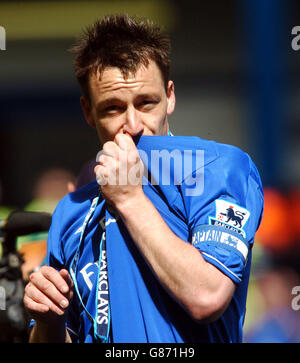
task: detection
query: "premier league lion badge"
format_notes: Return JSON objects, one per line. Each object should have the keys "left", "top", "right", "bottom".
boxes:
{"left": 209, "top": 199, "right": 250, "bottom": 238}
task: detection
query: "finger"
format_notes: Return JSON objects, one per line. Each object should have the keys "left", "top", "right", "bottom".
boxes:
{"left": 40, "top": 266, "right": 70, "bottom": 294}
{"left": 97, "top": 150, "right": 116, "bottom": 166}
{"left": 95, "top": 165, "right": 108, "bottom": 185}
{"left": 59, "top": 269, "right": 74, "bottom": 300}
{"left": 102, "top": 141, "right": 119, "bottom": 157}
{"left": 115, "top": 133, "right": 135, "bottom": 151}
{"left": 60, "top": 269, "right": 73, "bottom": 289}
{"left": 24, "top": 294, "right": 50, "bottom": 314}
{"left": 29, "top": 272, "right": 70, "bottom": 309}
{"left": 98, "top": 153, "right": 110, "bottom": 166}
{"left": 98, "top": 154, "right": 118, "bottom": 172}
{"left": 24, "top": 283, "right": 67, "bottom": 315}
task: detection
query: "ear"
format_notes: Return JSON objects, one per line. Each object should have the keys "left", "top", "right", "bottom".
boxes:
{"left": 80, "top": 96, "right": 95, "bottom": 128}
{"left": 166, "top": 80, "right": 176, "bottom": 116}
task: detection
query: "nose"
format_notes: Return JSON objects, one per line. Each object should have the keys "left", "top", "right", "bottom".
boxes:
{"left": 123, "top": 107, "right": 144, "bottom": 137}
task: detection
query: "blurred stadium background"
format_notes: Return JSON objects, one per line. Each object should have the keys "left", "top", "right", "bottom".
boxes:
{"left": 1, "top": 0, "right": 300, "bottom": 342}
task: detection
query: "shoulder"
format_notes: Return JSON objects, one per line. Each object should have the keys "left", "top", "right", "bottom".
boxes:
{"left": 177, "top": 136, "right": 262, "bottom": 191}
{"left": 52, "top": 180, "right": 100, "bottom": 227}
{"left": 57, "top": 180, "right": 99, "bottom": 208}
{"left": 197, "top": 139, "right": 263, "bottom": 190}
{"left": 217, "top": 142, "right": 250, "bottom": 166}
{"left": 165, "top": 135, "right": 253, "bottom": 174}
{"left": 180, "top": 138, "right": 263, "bottom": 223}
{"left": 214, "top": 141, "right": 263, "bottom": 197}
{"left": 47, "top": 180, "right": 100, "bottom": 260}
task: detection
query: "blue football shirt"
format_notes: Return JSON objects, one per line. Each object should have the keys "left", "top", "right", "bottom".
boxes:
{"left": 45, "top": 136, "right": 264, "bottom": 343}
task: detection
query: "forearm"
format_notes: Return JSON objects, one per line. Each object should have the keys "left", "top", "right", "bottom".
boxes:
{"left": 29, "top": 321, "right": 72, "bottom": 343}
{"left": 115, "top": 192, "right": 228, "bottom": 319}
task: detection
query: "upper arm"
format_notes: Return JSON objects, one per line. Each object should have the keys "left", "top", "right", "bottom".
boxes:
{"left": 181, "top": 147, "right": 263, "bottom": 318}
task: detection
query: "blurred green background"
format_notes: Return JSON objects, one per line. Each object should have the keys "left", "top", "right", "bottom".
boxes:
{"left": 1, "top": 0, "right": 300, "bottom": 342}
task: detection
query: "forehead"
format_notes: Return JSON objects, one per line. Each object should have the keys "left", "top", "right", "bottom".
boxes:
{"left": 88, "top": 61, "right": 165, "bottom": 102}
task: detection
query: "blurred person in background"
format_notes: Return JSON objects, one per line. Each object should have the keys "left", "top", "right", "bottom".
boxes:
{"left": 17, "top": 168, "right": 76, "bottom": 280}
{"left": 24, "top": 14, "right": 263, "bottom": 343}
{"left": 244, "top": 187, "right": 300, "bottom": 343}
{"left": 24, "top": 168, "right": 76, "bottom": 215}
{"left": 244, "top": 249, "right": 300, "bottom": 343}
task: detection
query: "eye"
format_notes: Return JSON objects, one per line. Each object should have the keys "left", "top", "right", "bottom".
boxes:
{"left": 103, "top": 105, "right": 120, "bottom": 115}
{"left": 139, "top": 99, "right": 158, "bottom": 109}
{"left": 105, "top": 105, "right": 118, "bottom": 112}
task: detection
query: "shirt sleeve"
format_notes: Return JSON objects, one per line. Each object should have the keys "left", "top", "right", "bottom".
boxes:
{"left": 181, "top": 144, "right": 264, "bottom": 284}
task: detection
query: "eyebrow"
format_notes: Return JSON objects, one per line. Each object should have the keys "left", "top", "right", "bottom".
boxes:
{"left": 135, "top": 93, "right": 161, "bottom": 102}
{"left": 96, "top": 93, "right": 161, "bottom": 112}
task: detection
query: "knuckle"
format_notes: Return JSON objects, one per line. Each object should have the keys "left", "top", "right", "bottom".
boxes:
{"left": 103, "top": 141, "right": 114, "bottom": 151}
{"left": 42, "top": 281, "right": 52, "bottom": 293}
{"left": 29, "top": 271, "right": 38, "bottom": 280}
{"left": 40, "top": 265, "right": 52, "bottom": 275}
{"left": 39, "top": 265, "right": 47, "bottom": 273}
{"left": 99, "top": 154, "right": 106, "bottom": 164}
{"left": 29, "top": 272, "right": 42, "bottom": 286}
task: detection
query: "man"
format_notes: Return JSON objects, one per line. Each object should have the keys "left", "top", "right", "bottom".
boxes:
{"left": 24, "top": 14, "right": 264, "bottom": 343}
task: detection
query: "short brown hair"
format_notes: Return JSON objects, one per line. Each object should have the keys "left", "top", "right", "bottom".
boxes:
{"left": 70, "top": 14, "right": 171, "bottom": 100}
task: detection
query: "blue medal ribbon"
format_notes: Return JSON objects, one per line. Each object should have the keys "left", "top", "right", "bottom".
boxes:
{"left": 69, "top": 192, "right": 111, "bottom": 343}
{"left": 70, "top": 132, "right": 174, "bottom": 342}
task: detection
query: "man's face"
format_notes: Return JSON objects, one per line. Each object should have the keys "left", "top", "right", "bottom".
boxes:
{"left": 81, "top": 61, "right": 175, "bottom": 144}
